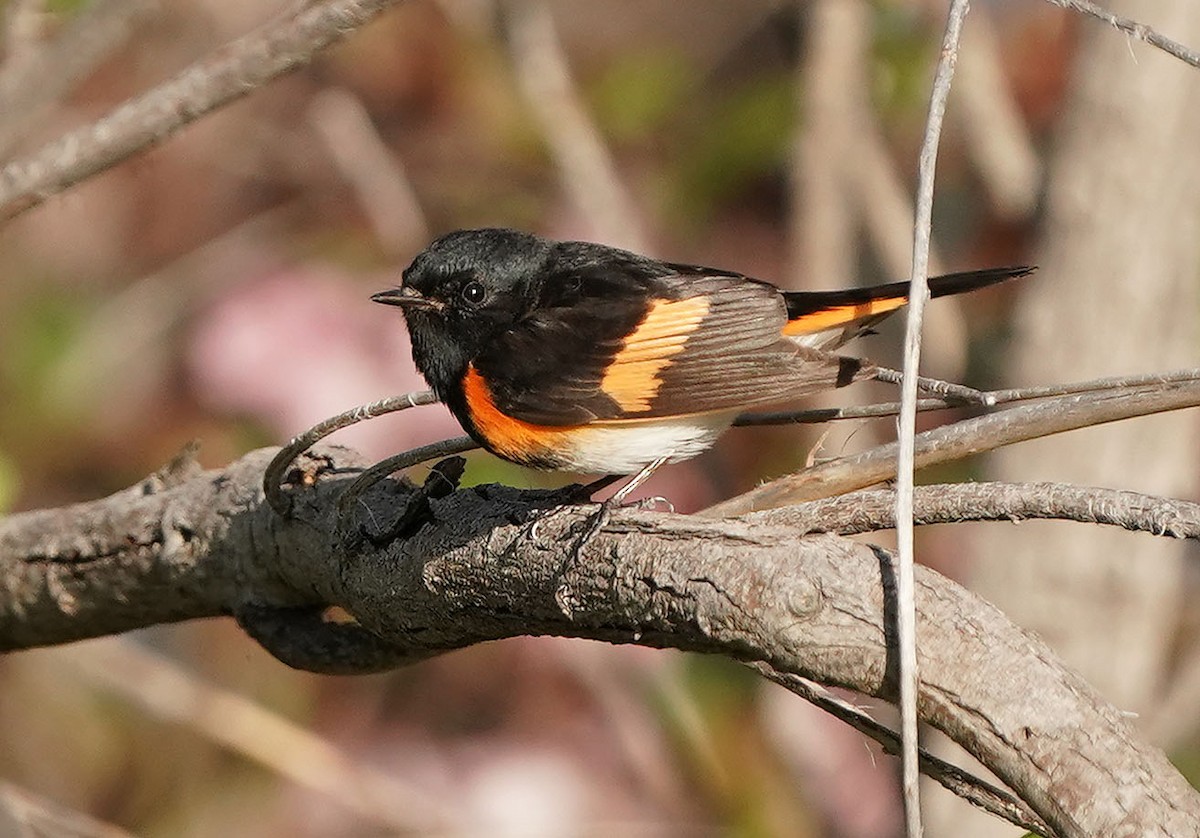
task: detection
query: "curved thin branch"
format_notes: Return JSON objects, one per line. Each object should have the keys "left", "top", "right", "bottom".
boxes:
{"left": 261, "top": 369, "right": 1200, "bottom": 524}
{"left": 333, "top": 436, "right": 476, "bottom": 535}
{"left": 263, "top": 391, "right": 438, "bottom": 516}
{"left": 0, "top": 0, "right": 407, "bottom": 222}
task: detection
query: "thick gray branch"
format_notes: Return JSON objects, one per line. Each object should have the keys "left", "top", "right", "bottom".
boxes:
{"left": 1, "top": 446, "right": 1198, "bottom": 836}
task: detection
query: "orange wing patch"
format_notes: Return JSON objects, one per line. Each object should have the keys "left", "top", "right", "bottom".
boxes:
{"left": 781, "top": 297, "right": 907, "bottom": 336}
{"left": 600, "top": 296, "right": 711, "bottom": 412}
{"left": 463, "top": 365, "right": 579, "bottom": 465}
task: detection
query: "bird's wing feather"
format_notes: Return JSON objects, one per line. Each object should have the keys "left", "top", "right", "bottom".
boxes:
{"left": 472, "top": 273, "right": 870, "bottom": 426}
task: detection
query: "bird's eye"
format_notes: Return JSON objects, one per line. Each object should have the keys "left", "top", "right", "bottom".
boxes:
{"left": 461, "top": 280, "right": 486, "bottom": 305}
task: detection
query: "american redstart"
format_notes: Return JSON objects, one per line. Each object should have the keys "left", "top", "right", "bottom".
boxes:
{"left": 373, "top": 228, "right": 1029, "bottom": 495}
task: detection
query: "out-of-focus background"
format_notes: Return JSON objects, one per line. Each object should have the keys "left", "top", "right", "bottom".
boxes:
{"left": 2, "top": 0, "right": 1198, "bottom": 835}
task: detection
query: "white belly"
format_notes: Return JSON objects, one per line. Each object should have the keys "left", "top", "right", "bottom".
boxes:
{"left": 558, "top": 412, "right": 736, "bottom": 474}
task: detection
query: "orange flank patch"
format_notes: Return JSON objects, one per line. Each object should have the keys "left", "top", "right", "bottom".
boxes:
{"left": 600, "top": 296, "right": 711, "bottom": 412}
{"left": 781, "top": 297, "right": 907, "bottom": 336}
{"left": 462, "top": 365, "right": 578, "bottom": 464}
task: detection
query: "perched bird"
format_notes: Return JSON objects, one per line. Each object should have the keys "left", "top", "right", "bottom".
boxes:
{"left": 373, "top": 228, "right": 1029, "bottom": 497}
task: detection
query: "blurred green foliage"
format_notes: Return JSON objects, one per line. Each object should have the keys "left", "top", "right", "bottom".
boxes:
{"left": 1, "top": 289, "right": 88, "bottom": 436}
{"left": 0, "top": 449, "right": 16, "bottom": 513}
{"left": 672, "top": 74, "right": 793, "bottom": 224}
{"left": 43, "top": 0, "right": 90, "bottom": 15}
{"left": 588, "top": 47, "right": 693, "bottom": 143}
{"left": 872, "top": 3, "right": 938, "bottom": 121}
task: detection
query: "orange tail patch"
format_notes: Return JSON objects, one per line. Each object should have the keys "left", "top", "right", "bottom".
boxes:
{"left": 780, "top": 296, "right": 907, "bottom": 336}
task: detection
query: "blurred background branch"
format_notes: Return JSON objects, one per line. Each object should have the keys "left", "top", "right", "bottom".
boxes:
{"left": 0, "top": 0, "right": 406, "bottom": 221}
{"left": 0, "top": 0, "right": 155, "bottom": 159}
{"left": 63, "top": 639, "right": 457, "bottom": 833}
{"left": 500, "top": 0, "right": 648, "bottom": 250}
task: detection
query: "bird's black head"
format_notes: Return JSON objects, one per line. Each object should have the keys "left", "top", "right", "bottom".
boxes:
{"left": 372, "top": 228, "right": 554, "bottom": 397}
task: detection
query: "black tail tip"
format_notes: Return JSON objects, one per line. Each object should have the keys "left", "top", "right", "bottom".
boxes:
{"left": 928, "top": 264, "right": 1037, "bottom": 299}
{"left": 969, "top": 264, "right": 1037, "bottom": 282}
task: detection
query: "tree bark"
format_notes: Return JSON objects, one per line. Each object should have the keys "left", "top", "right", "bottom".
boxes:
{"left": 2, "top": 445, "right": 1199, "bottom": 836}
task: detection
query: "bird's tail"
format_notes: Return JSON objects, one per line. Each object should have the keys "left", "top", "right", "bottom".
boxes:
{"left": 780, "top": 266, "right": 1033, "bottom": 348}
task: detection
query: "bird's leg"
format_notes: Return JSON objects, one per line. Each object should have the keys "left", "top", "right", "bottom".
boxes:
{"left": 552, "top": 457, "right": 670, "bottom": 616}
{"left": 527, "top": 467, "right": 647, "bottom": 540}
{"left": 566, "top": 456, "right": 670, "bottom": 547}
{"left": 605, "top": 457, "right": 670, "bottom": 507}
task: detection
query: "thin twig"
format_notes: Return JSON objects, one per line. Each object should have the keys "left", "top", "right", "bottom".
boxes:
{"left": 734, "top": 368, "right": 1200, "bottom": 426}
{"left": 759, "top": 481, "right": 1200, "bottom": 540}
{"left": 751, "top": 664, "right": 1056, "bottom": 837}
{"left": 333, "top": 435, "right": 477, "bottom": 527}
{"left": 705, "top": 378, "right": 1200, "bottom": 517}
{"left": 874, "top": 367, "right": 992, "bottom": 405}
{"left": 734, "top": 398, "right": 958, "bottom": 425}
{"left": 277, "top": 370, "right": 1200, "bottom": 526}
{"left": 980, "top": 369, "right": 1200, "bottom": 403}
{"left": 897, "top": 4, "right": 971, "bottom": 832}
{"left": 0, "top": 0, "right": 406, "bottom": 223}
{"left": 1044, "top": 0, "right": 1200, "bottom": 69}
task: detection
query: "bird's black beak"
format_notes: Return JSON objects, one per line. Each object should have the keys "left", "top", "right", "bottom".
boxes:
{"left": 370, "top": 286, "right": 441, "bottom": 310}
